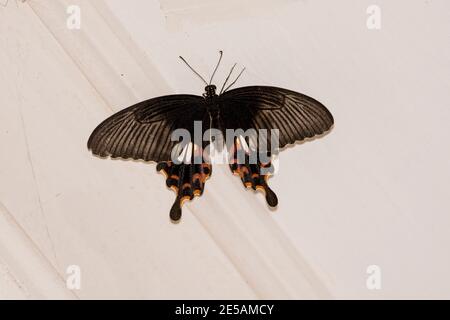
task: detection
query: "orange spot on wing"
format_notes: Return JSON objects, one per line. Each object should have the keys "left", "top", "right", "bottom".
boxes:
{"left": 180, "top": 196, "right": 191, "bottom": 206}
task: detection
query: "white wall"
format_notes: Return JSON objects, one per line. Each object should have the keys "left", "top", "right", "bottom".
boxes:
{"left": 0, "top": 0, "right": 449, "bottom": 299}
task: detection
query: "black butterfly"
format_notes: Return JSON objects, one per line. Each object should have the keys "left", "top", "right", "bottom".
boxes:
{"left": 87, "top": 52, "right": 334, "bottom": 221}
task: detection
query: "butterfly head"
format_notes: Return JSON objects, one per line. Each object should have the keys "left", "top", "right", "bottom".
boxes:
{"left": 179, "top": 51, "right": 246, "bottom": 97}
{"left": 204, "top": 85, "right": 218, "bottom": 98}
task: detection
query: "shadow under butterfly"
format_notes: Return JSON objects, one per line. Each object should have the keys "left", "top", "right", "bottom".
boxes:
{"left": 87, "top": 51, "right": 334, "bottom": 222}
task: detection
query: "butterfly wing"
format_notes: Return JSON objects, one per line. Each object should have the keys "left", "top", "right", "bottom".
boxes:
{"left": 88, "top": 94, "right": 212, "bottom": 221}
{"left": 87, "top": 94, "right": 207, "bottom": 162}
{"left": 218, "top": 86, "right": 334, "bottom": 207}
{"left": 218, "top": 86, "right": 334, "bottom": 147}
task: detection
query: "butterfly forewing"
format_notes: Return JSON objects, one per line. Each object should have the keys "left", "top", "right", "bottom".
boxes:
{"left": 87, "top": 95, "right": 207, "bottom": 162}
{"left": 218, "top": 86, "right": 334, "bottom": 148}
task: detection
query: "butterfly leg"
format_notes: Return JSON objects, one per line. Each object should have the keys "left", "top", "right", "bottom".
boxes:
{"left": 157, "top": 161, "right": 212, "bottom": 221}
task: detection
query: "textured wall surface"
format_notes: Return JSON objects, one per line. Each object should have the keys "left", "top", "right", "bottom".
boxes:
{"left": 0, "top": 0, "right": 449, "bottom": 299}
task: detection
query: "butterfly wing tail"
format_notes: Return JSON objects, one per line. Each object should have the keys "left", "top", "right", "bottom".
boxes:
{"left": 259, "top": 163, "right": 278, "bottom": 207}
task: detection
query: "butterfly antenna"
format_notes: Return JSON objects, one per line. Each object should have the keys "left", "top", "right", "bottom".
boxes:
{"left": 209, "top": 50, "right": 223, "bottom": 85}
{"left": 179, "top": 55, "right": 208, "bottom": 85}
{"left": 223, "top": 67, "right": 246, "bottom": 93}
{"left": 219, "top": 63, "right": 237, "bottom": 94}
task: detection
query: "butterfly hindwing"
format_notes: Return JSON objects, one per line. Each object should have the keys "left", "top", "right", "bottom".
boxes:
{"left": 228, "top": 137, "right": 278, "bottom": 207}
{"left": 156, "top": 148, "right": 212, "bottom": 221}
